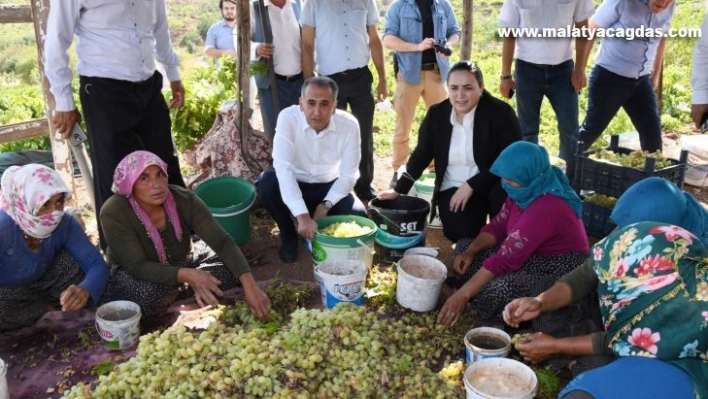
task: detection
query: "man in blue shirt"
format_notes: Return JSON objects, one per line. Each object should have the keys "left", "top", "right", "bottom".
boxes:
{"left": 579, "top": 0, "right": 675, "bottom": 153}
{"left": 383, "top": 0, "right": 461, "bottom": 188}
{"left": 301, "top": 0, "right": 388, "bottom": 203}
{"left": 205, "top": 0, "right": 238, "bottom": 62}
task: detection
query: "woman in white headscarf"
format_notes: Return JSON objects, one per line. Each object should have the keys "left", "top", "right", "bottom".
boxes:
{"left": 0, "top": 164, "right": 109, "bottom": 332}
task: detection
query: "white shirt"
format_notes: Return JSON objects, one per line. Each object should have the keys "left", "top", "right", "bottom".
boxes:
{"left": 45, "top": 0, "right": 181, "bottom": 112}
{"left": 250, "top": 0, "right": 302, "bottom": 76}
{"left": 692, "top": 15, "right": 708, "bottom": 104}
{"left": 498, "top": 0, "right": 595, "bottom": 65}
{"left": 273, "top": 105, "right": 361, "bottom": 217}
{"left": 442, "top": 108, "right": 479, "bottom": 191}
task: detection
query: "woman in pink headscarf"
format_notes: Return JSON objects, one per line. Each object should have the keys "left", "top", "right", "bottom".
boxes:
{"left": 0, "top": 164, "right": 109, "bottom": 332}
{"left": 100, "top": 151, "right": 271, "bottom": 319}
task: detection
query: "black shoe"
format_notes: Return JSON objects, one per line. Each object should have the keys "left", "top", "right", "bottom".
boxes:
{"left": 356, "top": 187, "right": 378, "bottom": 203}
{"left": 279, "top": 238, "right": 298, "bottom": 263}
{"left": 389, "top": 172, "right": 399, "bottom": 189}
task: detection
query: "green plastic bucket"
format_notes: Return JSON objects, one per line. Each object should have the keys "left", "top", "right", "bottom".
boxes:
{"left": 194, "top": 176, "right": 256, "bottom": 245}
{"left": 414, "top": 172, "right": 435, "bottom": 196}
{"left": 413, "top": 172, "right": 442, "bottom": 229}
{"left": 313, "top": 215, "right": 377, "bottom": 269}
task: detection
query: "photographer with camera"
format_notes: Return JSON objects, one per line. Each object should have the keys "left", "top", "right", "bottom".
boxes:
{"left": 382, "top": 0, "right": 461, "bottom": 189}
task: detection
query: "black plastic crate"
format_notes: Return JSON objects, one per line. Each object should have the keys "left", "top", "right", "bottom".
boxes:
{"left": 582, "top": 201, "right": 616, "bottom": 238}
{"left": 574, "top": 136, "right": 688, "bottom": 198}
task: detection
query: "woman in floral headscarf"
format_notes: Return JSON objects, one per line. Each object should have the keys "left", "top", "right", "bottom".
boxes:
{"left": 0, "top": 164, "right": 109, "bottom": 332}
{"left": 505, "top": 225, "right": 708, "bottom": 397}
{"left": 100, "top": 151, "right": 271, "bottom": 319}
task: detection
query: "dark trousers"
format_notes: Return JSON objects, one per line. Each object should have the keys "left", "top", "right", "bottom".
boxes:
{"left": 79, "top": 71, "right": 185, "bottom": 249}
{"left": 436, "top": 183, "right": 506, "bottom": 242}
{"left": 326, "top": 67, "right": 375, "bottom": 194}
{"left": 579, "top": 65, "right": 662, "bottom": 153}
{"left": 255, "top": 170, "right": 367, "bottom": 242}
{"left": 515, "top": 59, "right": 579, "bottom": 164}
{"left": 258, "top": 76, "right": 304, "bottom": 140}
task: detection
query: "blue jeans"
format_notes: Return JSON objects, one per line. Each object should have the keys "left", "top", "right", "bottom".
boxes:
{"left": 579, "top": 65, "right": 662, "bottom": 152}
{"left": 255, "top": 170, "right": 367, "bottom": 243}
{"left": 258, "top": 76, "right": 304, "bottom": 140}
{"left": 515, "top": 59, "right": 579, "bottom": 163}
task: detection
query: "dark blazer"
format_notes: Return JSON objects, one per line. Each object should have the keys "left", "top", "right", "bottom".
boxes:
{"left": 395, "top": 90, "right": 521, "bottom": 213}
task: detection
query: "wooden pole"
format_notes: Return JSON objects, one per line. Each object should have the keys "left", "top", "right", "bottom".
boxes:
{"left": 460, "top": 0, "right": 473, "bottom": 61}
{"left": 31, "top": 0, "right": 77, "bottom": 206}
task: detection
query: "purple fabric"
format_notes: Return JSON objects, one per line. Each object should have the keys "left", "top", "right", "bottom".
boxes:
{"left": 111, "top": 151, "right": 182, "bottom": 264}
{"left": 481, "top": 196, "right": 589, "bottom": 275}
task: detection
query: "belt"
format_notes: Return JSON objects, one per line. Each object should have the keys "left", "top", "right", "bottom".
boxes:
{"left": 421, "top": 63, "right": 439, "bottom": 71}
{"left": 327, "top": 66, "right": 368, "bottom": 79}
{"left": 274, "top": 72, "right": 303, "bottom": 82}
{"left": 518, "top": 59, "right": 572, "bottom": 69}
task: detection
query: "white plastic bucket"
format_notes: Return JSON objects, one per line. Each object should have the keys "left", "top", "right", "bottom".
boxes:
{"left": 314, "top": 260, "right": 368, "bottom": 308}
{"left": 396, "top": 254, "right": 447, "bottom": 312}
{"left": 464, "top": 327, "right": 511, "bottom": 364}
{"left": 95, "top": 300, "right": 142, "bottom": 350}
{"left": 404, "top": 247, "right": 439, "bottom": 258}
{"left": 0, "top": 358, "right": 8, "bottom": 399}
{"left": 464, "top": 358, "right": 537, "bottom": 399}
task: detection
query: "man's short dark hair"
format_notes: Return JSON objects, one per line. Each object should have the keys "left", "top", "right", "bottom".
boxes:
{"left": 448, "top": 60, "right": 484, "bottom": 87}
{"left": 301, "top": 76, "right": 339, "bottom": 100}
{"left": 219, "top": 0, "right": 237, "bottom": 10}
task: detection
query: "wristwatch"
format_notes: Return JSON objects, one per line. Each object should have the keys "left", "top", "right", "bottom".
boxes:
{"left": 321, "top": 200, "right": 333, "bottom": 210}
{"left": 501, "top": 74, "right": 513, "bottom": 80}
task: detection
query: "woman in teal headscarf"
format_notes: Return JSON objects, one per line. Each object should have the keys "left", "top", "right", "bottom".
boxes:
{"left": 611, "top": 176, "right": 708, "bottom": 246}
{"left": 439, "top": 141, "right": 589, "bottom": 326}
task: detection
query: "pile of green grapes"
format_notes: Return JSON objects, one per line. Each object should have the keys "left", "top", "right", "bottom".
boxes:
{"left": 584, "top": 193, "right": 618, "bottom": 209}
{"left": 588, "top": 149, "right": 673, "bottom": 170}
{"left": 319, "top": 221, "right": 374, "bottom": 238}
{"left": 62, "top": 303, "right": 465, "bottom": 398}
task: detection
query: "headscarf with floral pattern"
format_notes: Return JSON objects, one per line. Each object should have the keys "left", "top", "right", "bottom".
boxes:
{"left": 591, "top": 221, "right": 708, "bottom": 398}
{"left": 0, "top": 164, "right": 70, "bottom": 239}
{"left": 111, "top": 151, "right": 182, "bottom": 264}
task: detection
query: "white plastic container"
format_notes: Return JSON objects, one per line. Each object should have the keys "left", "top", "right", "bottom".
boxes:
{"left": 464, "top": 358, "right": 538, "bottom": 399}
{"left": 95, "top": 300, "right": 141, "bottom": 350}
{"left": 314, "top": 260, "right": 368, "bottom": 308}
{"left": 464, "top": 327, "right": 512, "bottom": 364}
{"left": 403, "top": 247, "right": 439, "bottom": 258}
{"left": 396, "top": 254, "right": 447, "bottom": 312}
{"left": 682, "top": 135, "right": 708, "bottom": 187}
{"left": 0, "top": 357, "right": 8, "bottom": 399}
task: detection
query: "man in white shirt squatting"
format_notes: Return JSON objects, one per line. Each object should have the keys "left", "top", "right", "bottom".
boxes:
{"left": 256, "top": 77, "right": 368, "bottom": 263}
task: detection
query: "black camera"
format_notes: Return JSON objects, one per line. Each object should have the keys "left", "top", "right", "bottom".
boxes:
{"left": 434, "top": 39, "right": 452, "bottom": 56}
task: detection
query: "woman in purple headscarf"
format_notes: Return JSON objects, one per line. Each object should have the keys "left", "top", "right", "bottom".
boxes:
{"left": 100, "top": 151, "right": 271, "bottom": 319}
{"left": 0, "top": 164, "right": 109, "bottom": 331}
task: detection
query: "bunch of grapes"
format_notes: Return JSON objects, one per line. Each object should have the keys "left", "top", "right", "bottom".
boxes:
{"left": 319, "top": 221, "right": 373, "bottom": 238}
{"left": 588, "top": 149, "right": 673, "bottom": 170}
{"left": 62, "top": 303, "right": 466, "bottom": 398}
{"left": 584, "top": 193, "right": 618, "bottom": 209}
